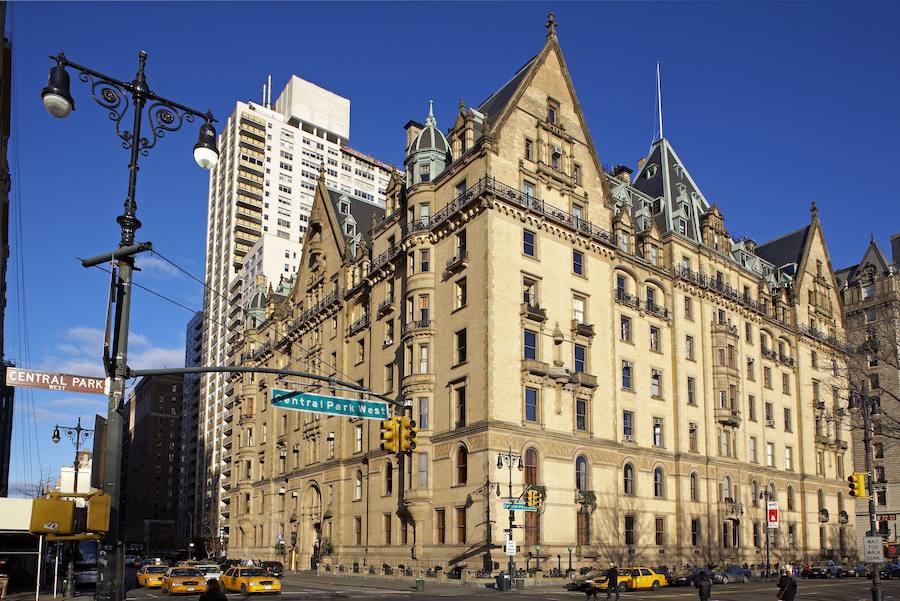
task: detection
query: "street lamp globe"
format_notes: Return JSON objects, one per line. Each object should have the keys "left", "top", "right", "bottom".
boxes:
{"left": 193, "top": 121, "right": 219, "bottom": 170}
{"left": 51, "top": 427, "right": 61, "bottom": 444}
{"left": 41, "top": 64, "right": 74, "bottom": 118}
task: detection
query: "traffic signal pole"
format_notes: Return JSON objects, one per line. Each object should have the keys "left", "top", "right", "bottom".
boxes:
{"left": 861, "top": 390, "right": 883, "bottom": 601}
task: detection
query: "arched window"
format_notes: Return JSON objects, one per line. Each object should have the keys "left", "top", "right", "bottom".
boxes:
{"left": 384, "top": 460, "right": 393, "bottom": 495}
{"left": 722, "top": 476, "right": 732, "bottom": 501}
{"left": 751, "top": 480, "right": 759, "bottom": 507}
{"left": 653, "top": 468, "right": 665, "bottom": 498}
{"left": 524, "top": 448, "right": 538, "bottom": 485}
{"left": 767, "top": 482, "right": 776, "bottom": 501}
{"left": 354, "top": 470, "right": 363, "bottom": 501}
{"left": 817, "top": 489, "right": 825, "bottom": 511}
{"left": 456, "top": 447, "right": 468, "bottom": 485}
{"left": 689, "top": 472, "right": 698, "bottom": 501}
{"left": 575, "top": 456, "right": 588, "bottom": 492}
{"left": 623, "top": 463, "right": 635, "bottom": 495}
{"left": 787, "top": 486, "right": 795, "bottom": 511}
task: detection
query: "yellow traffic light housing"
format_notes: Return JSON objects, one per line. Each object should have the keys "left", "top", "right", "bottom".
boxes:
{"left": 848, "top": 472, "right": 867, "bottom": 497}
{"left": 526, "top": 489, "right": 542, "bottom": 508}
{"left": 380, "top": 418, "right": 400, "bottom": 454}
{"left": 87, "top": 493, "right": 112, "bottom": 533}
{"left": 30, "top": 498, "right": 76, "bottom": 535}
{"left": 399, "top": 416, "right": 418, "bottom": 454}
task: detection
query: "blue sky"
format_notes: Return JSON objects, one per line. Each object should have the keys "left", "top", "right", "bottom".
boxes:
{"left": 6, "top": 1, "right": 899, "bottom": 492}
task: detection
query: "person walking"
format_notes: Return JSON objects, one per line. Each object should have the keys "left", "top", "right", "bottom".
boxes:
{"left": 696, "top": 570, "right": 712, "bottom": 601}
{"left": 776, "top": 566, "right": 797, "bottom": 601}
{"left": 604, "top": 563, "right": 619, "bottom": 601}
{"left": 0, "top": 558, "right": 8, "bottom": 599}
{"left": 198, "top": 578, "right": 227, "bottom": 601}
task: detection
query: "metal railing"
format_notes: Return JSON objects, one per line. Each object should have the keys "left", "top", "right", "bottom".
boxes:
{"left": 673, "top": 265, "right": 769, "bottom": 315}
{"left": 348, "top": 314, "right": 370, "bottom": 337}
{"left": 615, "top": 288, "right": 640, "bottom": 309}
{"left": 645, "top": 301, "right": 669, "bottom": 320}
{"left": 284, "top": 287, "right": 345, "bottom": 338}
{"left": 401, "top": 319, "right": 433, "bottom": 336}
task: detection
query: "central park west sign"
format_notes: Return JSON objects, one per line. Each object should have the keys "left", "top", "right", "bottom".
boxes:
{"left": 5, "top": 367, "right": 106, "bottom": 395}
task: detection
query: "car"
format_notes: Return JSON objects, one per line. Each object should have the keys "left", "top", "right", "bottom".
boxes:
{"left": 220, "top": 566, "right": 282, "bottom": 595}
{"left": 611, "top": 567, "right": 668, "bottom": 592}
{"left": 161, "top": 568, "right": 208, "bottom": 595}
{"left": 136, "top": 565, "right": 170, "bottom": 588}
{"left": 196, "top": 564, "right": 223, "bottom": 582}
{"left": 564, "top": 569, "right": 604, "bottom": 592}
{"left": 809, "top": 561, "right": 843, "bottom": 579}
{"left": 260, "top": 561, "right": 284, "bottom": 578}
{"left": 653, "top": 566, "right": 674, "bottom": 585}
{"left": 879, "top": 564, "right": 900, "bottom": 580}
{"left": 716, "top": 565, "right": 751, "bottom": 584}
{"left": 671, "top": 568, "right": 714, "bottom": 587}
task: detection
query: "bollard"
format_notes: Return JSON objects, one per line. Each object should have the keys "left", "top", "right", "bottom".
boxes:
{"left": 415, "top": 578, "right": 425, "bottom": 591}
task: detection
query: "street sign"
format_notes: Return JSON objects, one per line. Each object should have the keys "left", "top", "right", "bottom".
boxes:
{"left": 767, "top": 501, "right": 779, "bottom": 529}
{"left": 503, "top": 502, "right": 537, "bottom": 512}
{"left": 271, "top": 389, "right": 389, "bottom": 420}
{"left": 865, "top": 536, "right": 885, "bottom": 563}
{"left": 505, "top": 538, "right": 516, "bottom": 556}
{"left": 5, "top": 367, "right": 106, "bottom": 394}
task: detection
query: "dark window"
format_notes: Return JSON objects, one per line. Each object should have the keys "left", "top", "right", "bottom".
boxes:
{"left": 456, "top": 447, "right": 468, "bottom": 485}
{"left": 455, "top": 387, "right": 466, "bottom": 428}
{"left": 574, "top": 344, "right": 586, "bottom": 373}
{"left": 575, "top": 399, "right": 587, "bottom": 431}
{"left": 524, "top": 449, "right": 540, "bottom": 545}
{"left": 575, "top": 455, "right": 588, "bottom": 491}
{"left": 573, "top": 250, "right": 584, "bottom": 275}
{"left": 523, "top": 230, "right": 536, "bottom": 257}
{"left": 435, "top": 509, "right": 445, "bottom": 544}
{"left": 577, "top": 510, "right": 590, "bottom": 546}
{"left": 455, "top": 329, "right": 467, "bottom": 364}
{"left": 456, "top": 507, "right": 467, "bottom": 544}
{"left": 525, "top": 387, "right": 538, "bottom": 422}
{"left": 384, "top": 461, "right": 393, "bottom": 495}
{"left": 623, "top": 463, "right": 635, "bottom": 495}
{"left": 625, "top": 515, "right": 636, "bottom": 546}
{"left": 524, "top": 330, "right": 537, "bottom": 360}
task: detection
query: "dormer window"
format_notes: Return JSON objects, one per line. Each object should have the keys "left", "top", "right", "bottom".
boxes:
{"left": 646, "top": 164, "right": 659, "bottom": 178}
{"left": 673, "top": 164, "right": 684, "bottom": 178}
{"left": 345, "top": 222, "right": 355, "bottom": 236}
{"left": 419, "top": 163, "right": 431, "bottom": 183}
{"left": 340, "top": 201, "right": 350, "bottom": 214}
{"left": 547, "top": 99, "right": 560, "bottom": 124}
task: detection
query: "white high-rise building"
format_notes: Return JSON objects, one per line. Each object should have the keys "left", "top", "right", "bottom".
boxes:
{"left": 196, "top": 76, "right": 397, "bottom": 547}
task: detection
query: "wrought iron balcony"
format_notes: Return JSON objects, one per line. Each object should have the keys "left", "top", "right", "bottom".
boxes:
{"left": 615, "top": 288, "right": 640, "bottom": 309}
{"left": 377, "top": 297, "right": 395, "bottom": 316}
{"left": 761, "top": 347, "right": 778, "bottom": 361}
{"left": 521, "top": 301, "right": 547, "bottom": 322}
{"left": 572, "top": 320, "right": 595, "bottom": 338}
{"left": 403, "top": 218, "right": 431, "bottom": 238}
{"left": 778, "top": 353, "right": 795, "bottom": 368}
{"left": 401, "top": 319, "right": 433, "bottom": 336}
{"left": 444, "top": 251, "right": 469, "bottom": 276}
{"left": 645, "top": 301, "right": 669, "bottom": 320}
{"left": 347, "top": 314, "right": 370, "bottom": 337}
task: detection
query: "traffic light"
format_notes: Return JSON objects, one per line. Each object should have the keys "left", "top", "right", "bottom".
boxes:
{"left": 86, "top": 493, "right": 111, "bottom": 533}
{"left": 848, "top": 472, "right": 867, "bottom": 497}
{"left": 526, "top": 489, "right": 543, "bottom": 508}
{"left": 380, "top": 418, "right": 400, "bottom": 454}
{"left": 399, "top": 416, "right": 418, "bottom": 454}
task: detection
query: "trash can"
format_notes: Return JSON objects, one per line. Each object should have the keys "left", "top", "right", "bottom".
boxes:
{"left": 415, "top": 578, "right": 425, "bottom": 591}
{"left": 495, "top": 573, "right": 511, "bottom": 591}
{"left": 514, "top": 577, "right": 525, "bottom": 590}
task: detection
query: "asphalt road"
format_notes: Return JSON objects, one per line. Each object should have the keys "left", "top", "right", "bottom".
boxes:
{"left": 117, "top": 573, "right": 900, "bottom": 601}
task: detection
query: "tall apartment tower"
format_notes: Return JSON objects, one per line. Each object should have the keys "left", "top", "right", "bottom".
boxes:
{"left": 0, "top": 2, "right": 14, "bottom": 498}
{"left": 836, "top": 234, "right": 900, "bottom": 551}
{"left": 122, "top": 374, "right": 184, "bottom": 556}
{"left": 177, "top": 311, "right": 204, "bottom": 551}
{"left": 196, "top": 76, "right": 397, "bottom": 549}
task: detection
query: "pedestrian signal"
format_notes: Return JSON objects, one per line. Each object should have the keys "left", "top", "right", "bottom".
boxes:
{"left": 380, "top": 418, "right": 400, "bottom": 454}
{"left": 848, "top": 472, "right": 867, "bottom": 497}
{"left": 399, "top": 416, "right": 418, "bottom": 454}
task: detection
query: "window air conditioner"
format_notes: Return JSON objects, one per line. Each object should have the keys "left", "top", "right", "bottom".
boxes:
{"left": 624, "top": 434, "right": 635, "bottom": 443}
{"left": 766, "top": 419, "right": 775, "bottom": 427}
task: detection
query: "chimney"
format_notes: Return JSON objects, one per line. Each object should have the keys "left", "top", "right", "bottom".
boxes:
{"left": 891, "top": 233, "right": 900, "bottom": 266}
{"left": 267, "top": 74, "right": 272, "bottom": 108}
{"left": 404, "top": 120, "right": 424, "bottom": 150}
{"left": 637, "top": 157, "right": 646, "bottom": 172}
{"left": 612, "top": 164, "right": 633, "bottom": 184}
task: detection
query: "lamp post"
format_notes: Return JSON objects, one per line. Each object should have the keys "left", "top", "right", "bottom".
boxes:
{"left": 51, "top": 417, "right": 93, "bottom": 598}
{"left": 759, "top": 488, "right": 772, "bottom": 579}
{"left": 855, "top": 388, "right": 884, "bottom": 601}
{"left": 42, "top": 50, "right": 218, "bottom": 601}
{"left": 567, "top": 546, "right": 573, "bottom": 574}
{"left": 497, "top": 447, "right": 523, "bottom": 583}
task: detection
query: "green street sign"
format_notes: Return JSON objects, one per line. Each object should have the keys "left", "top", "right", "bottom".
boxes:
{"left": 271, "top": 389, "right": 389, "bottom": 420}
{"left": 503, "top": 502, "right": 537, "bottom": 512}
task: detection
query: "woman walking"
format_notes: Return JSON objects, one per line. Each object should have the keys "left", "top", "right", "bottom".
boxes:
{"left": 696, "top": 570, "right": 712, "bottom": 601}
{"left": 776, "top": 566, "right": 797, "bottom": 601}
{"left": 199, "top": 579, "right": 227, "bottom": 601}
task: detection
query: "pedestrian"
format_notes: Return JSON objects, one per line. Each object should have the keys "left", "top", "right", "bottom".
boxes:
{"left": 0, "top": 559, "right": 8, "bottom": 599}
{"left": 696, "top": 570, "right": 712, "bottom": 601}
{"left": 199, "top": 578, "right": 227, "bottom": 601}
{"left": 776, "top": 566, "right": 797, "bottom": 601}
{"left": 604, "top": 563, "right": 619, "bottom": 601}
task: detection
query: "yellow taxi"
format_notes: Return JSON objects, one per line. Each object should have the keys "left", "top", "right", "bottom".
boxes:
{"left": 220, "top": 566, "right": 282, "bottom": 595}
{"left": 608, "top": 567, "right": 668, "bottom": 592}
{"left": 161, "top": 567, "right": 208, "bottom": 595}
{"left": 136, "top": 565, "right": 169, "bottom": 588}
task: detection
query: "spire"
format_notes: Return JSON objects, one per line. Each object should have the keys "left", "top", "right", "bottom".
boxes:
{"left": 655, "top": 61, "right": 664, "bottom": 142}
{"left": 425, "top": 100, "right": 436, "bottom": 127}
{"left": 810, "top": 200, "right": 818, "bottom": 222}
{"left": 546, "top": 12, "right": 558, "bottom": 39}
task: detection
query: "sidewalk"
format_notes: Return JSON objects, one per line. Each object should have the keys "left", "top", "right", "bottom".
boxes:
{"left": 284, "top": 570, "right": 570, "bottom": 592}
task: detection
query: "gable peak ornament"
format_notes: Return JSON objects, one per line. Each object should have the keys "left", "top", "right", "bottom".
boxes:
{"left": 546, "top": 12, "right": 558, "bottom": 38}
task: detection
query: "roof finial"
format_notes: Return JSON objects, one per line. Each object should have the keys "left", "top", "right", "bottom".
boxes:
{"left": 656, "top": 61, "right": 664, "bottom": 142}
{"left": 810, "top": 200, "right": 818, "bottom": 221}
{"left": 871, "top": 232, "right": 876, "bottom": 243}
{"left": 459, "top": 97, "right": 465, "bottom": 110}
{"left": 425, "top": 100, "right": 436, "bottom": 127}
{"left": 546, "top": 12, "right": 557, "bottom": 39}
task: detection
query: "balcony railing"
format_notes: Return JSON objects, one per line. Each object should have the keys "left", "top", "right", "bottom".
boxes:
{"left": 284, "top": 287, "right": 344, "bottom": 338}
{"left": 645, "top": 301, "right": 669, "bottom": 320}
{"left": 673, "top": 265, "right": 768, "bottom": 315}
{"left": 521, "top": 302, "right": 547, "bottom": 322}
{"left": 348, "top": 314, "right": 370, "bottom": 337}
{"left": 445, "top": 251, "right": 469, "bottom": 275}
{"left": 573, "top": 320, "right": 595, "bottom": 338}
{"left": 761, "top": 347, "right": 778, "bottom": 361}
{"left": 370, "top": 244, "right": 401, "bottom": 272}
{"left": 615, "top": 289, "right": 640, "bottom": 309}
{"left": 715, "top": 407, "right": 742, "bottom": 428}
{"left": 401, "top": 319, "right": 433, "bottom": 336}
{"left": 778, "top": 353, "right": 796, "bottom": 368}
{"left": 377, "top": 297, "right": 395, "bottom": 316}
{"left": 797, "top": 323, "right": 849, "bottom": 352}
{"left": 403, "top": 218, "right": 431, "bottom": 239}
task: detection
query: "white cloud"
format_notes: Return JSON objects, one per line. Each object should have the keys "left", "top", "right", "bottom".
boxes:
{"left": 40, "top": 325, "right": 183, "bottom": 377}
{"left": 138, "top": 256, "right": 181, "bottom": 278}
{"left": 129, "top": 346, "right": 184, "bottom": 370}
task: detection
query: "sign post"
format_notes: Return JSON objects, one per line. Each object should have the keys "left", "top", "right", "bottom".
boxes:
{"left": 505, "top": 538, "right": 516, "bottom": 556}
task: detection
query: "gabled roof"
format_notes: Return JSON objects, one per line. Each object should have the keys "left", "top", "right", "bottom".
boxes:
{"left": 756, "top": 225, "right": 810, "bottom": 268}
{"left": 476, "top": 56, "right": 538, "bottom": 126}
{"left": 836, "top": 238, "right": 891, "bottom": 287}
{"left": 326, "top": 189, "right": 384, "bottom": 250}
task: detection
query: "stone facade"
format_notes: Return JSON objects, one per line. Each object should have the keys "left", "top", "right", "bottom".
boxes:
{"left": 224, "top": 19, "right": 855, "bottom": 571}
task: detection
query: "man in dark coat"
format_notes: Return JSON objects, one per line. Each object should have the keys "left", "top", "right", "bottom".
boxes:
{"left": 777, "top": 566, "right": 797, "bottom": 601}
{"left": 696, "top": 570, "right": 712, "bottom": 601}
{"left": 604, "top": 563, "right": 619, "bottom": 600}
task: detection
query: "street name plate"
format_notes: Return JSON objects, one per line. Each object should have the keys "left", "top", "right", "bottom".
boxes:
{"left": 865, "top": 536, "right": 885, "bottom": 563}
{"left": 505, "top": 539, "right": 516, "bottom": 556}
{"left": 271, "top": 389, "right": 389, "bottom": 420}
{"left": 5, "top": 367, "right": 106, "bottom": 394}
{"left": 503, "top": 502, "right": 537, "bottom": 512}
